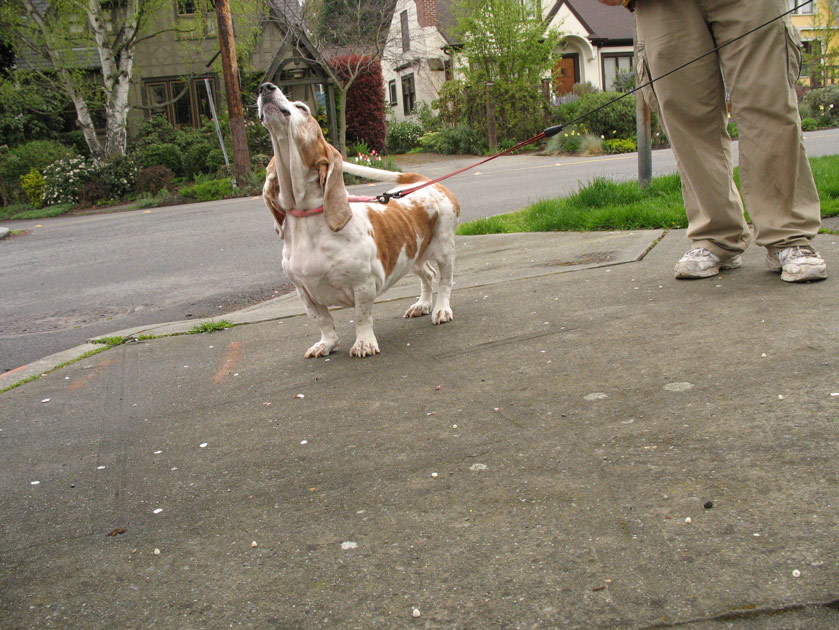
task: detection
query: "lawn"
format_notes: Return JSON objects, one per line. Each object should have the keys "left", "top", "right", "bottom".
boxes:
{"left": 457, "top": 155, "right": 839, "bottom": 235}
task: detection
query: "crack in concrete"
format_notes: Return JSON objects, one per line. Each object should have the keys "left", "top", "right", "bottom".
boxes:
{"left": 640, "top": 598, "right": 839, "bottom": 629}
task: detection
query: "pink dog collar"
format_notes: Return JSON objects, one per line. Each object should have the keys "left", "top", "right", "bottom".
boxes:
{"left": 287, "top": 195, "right": 378, "bottom": 217}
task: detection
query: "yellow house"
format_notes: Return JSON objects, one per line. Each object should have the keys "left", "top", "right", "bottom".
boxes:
{"left": 789, "top": 0, "right": 839, "bottom": 86}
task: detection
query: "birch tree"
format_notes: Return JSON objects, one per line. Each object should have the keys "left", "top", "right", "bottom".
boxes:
{"left": 2, "top": 0, "right": 189, "bottom": 160}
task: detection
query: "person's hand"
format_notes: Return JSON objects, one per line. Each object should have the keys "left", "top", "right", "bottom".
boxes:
{"left": 598, "top": 0, "right": 624, "bottom": 5}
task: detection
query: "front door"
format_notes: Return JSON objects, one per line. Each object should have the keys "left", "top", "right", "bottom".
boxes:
{"left": 553, "top": 54, "right": 579, "bottom": 96}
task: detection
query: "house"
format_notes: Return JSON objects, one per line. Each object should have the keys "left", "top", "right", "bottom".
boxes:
{"left": 788, "top": 0, "right": 839, "bottom": 87}
{"left": 381, "top": 0, "right": 458, "bottom": 122}
{"left": 381, "top": 0, "right": 635, "bottom": 122}
{"left": 13, "top": 1, "right": 336, "bottom": 141}
{"left": 131, "top": 1, "right": 336, "bottom": 136}
{"left": 546, "top": 0, "right": 634, "bottom": 96}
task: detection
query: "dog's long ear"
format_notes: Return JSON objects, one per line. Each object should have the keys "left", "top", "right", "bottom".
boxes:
{"left": 262, "top": 156, "right": 285, "bottom": 238}
{"left": 321, "top": 145, "right": 352, "bottom": 232}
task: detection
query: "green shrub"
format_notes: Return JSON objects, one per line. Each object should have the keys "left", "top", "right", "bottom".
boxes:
{"left": 386, "top": 118, "right": 424, "bottom": 153}
{"left": 132, "top": 116, "right": 178, "bottom": 148}
{"left": 434, "top": 79, "right": 547, "bottom": 147}
{"left": 180, "top": 178, "right": 234, "bottom": 202}
{"left": 139, "top": 143, "right": 183, "bottom": 175}
{"left": 802, "top": 86, "right": 839, "bottom": 126}
{"left": 554, "top": 91, "right": 637, "bottom": 139}
{"left": 20, "top": 168, "right": 46, "bottom": 207}
{"left": 0, "top": 140, "right": 75, "bottom": 204}
{"left": 183, "top": 143, "right": 211, "bottom": 179}
{"left": 136, "top": 165, "right": 175, "bottom": 195}
{"left": 546, "top": 127, "right": 583, "bottom": 154}
{"left": 416, "top": 102, "right": 442, "bottom": 133}
{"left": 801, "top": 117, "right": 819, "bottom": 131}
{"left": 97, "top": 155, "right": 139, "bottom": 200}
{"left": 603, "top": 137, "right": 637, "bottom": 154}
{"left": 419, "top": 124, "right": 488, "bottom": 155}
{"left": 204, "top": 149, "right": 227, "bottom": 175}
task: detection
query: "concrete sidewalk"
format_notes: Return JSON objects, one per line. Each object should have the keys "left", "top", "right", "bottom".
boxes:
{"left": 1, "top": 229, "right": 837, "bottom": 629}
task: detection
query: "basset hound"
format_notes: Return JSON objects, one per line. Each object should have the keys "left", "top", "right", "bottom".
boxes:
{"left": 257, "top": 82, "right": 460, "bottom": 358}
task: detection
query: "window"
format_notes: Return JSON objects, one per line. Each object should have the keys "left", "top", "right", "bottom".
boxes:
{"left": 177, "top": 0, "right": 198, "bottom": 15}
{"left": 401, "top": 11, "right": 410, "bottom": 52}
{"left": 602, "top": 53, "right": 633, "bottom": 92}
{"left": 144, "top": 76, "right": 218, "bottom": 128}
{"left": 788, "top": 0, "right": 814, "bottom": 14}
{"left": 388, "top": 80, "right": 398, "bottom": 106}
{"left": 401, "top": 74, "right": 416, "bottom": 115}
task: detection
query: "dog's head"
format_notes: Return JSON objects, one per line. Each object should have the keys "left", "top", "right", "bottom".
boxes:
{"left": 258, "top": 82, "right": 351, "bottom": 232}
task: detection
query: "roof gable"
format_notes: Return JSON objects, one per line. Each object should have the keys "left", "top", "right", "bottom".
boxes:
{"left": 548, "top": 0, "right": 634, "bottom": 42}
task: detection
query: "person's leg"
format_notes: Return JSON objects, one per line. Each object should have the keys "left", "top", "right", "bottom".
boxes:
{"left": 706, "top": 0, "right": 825, "bottom": 281}
{"left": 707, "top": 0, "right": 821, "bottom": 250}
{"left": 636, "top": 0, "right": 750, "bottom": 262}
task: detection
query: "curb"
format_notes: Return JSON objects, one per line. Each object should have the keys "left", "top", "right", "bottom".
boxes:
{"left": 0, "top": 227, "right": 10, "bottom": 240}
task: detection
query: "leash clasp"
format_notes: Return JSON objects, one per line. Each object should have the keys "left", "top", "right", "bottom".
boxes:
{"left": 375, "top": 191, "right": 403, "bottom": 204}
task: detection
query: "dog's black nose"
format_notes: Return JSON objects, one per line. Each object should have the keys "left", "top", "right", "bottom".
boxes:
{"left": 258, "top": 83, "right": 277, "bottom": 96}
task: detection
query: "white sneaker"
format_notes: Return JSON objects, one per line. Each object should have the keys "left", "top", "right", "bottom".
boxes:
{"left": 766, "top": 246, "right": 827, "bottom": 282}
{"left": 674, "top": 247, "right": 742, "bottom": 279}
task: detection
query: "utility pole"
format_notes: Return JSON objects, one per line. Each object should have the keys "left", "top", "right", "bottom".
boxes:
{"left": 215, "top": 0, "right": 249, "bottom": 188}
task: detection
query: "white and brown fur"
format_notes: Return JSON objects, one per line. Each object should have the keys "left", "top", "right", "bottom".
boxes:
{"left": 258, "top": 82, "right": 459, "bottom": 358}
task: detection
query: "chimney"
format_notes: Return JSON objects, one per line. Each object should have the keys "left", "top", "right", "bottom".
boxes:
{"left": 415, "top": 0, "right": 438, "bottom": 28}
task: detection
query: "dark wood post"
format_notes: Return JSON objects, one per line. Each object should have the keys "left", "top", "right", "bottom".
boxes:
{"left": 486, "top": 81, "right": 497, "bottom": 150}
{"left": 215, "top": 0, "right": 250, "bottom": 188}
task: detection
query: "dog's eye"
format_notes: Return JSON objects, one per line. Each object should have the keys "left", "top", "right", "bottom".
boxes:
{"left": 294, "top": 103, "right": 310, "bottom": 115}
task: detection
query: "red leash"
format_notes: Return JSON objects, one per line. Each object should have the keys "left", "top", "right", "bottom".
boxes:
{"left": 373, "top": 128, "right": 558, "bottom": 205}
{"left": 288, "top": 126, "right": 563, "bottom": 215}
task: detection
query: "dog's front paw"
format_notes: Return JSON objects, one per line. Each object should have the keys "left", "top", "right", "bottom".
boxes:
{"left": 432, "top": 307, "right": 453, "bottom": 325}
{"left": 404, "top": 301, "right": 431, "bottom": 318}
{"left": 349, "top": 338, "right": 380, "bottom": 358}
{"left": 305, "top": 340, "right": 338, "bottom": 358}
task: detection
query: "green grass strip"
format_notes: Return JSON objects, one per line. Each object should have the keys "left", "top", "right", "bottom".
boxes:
{"left": 458, "top": 156, "right": 839, "bottom": 235}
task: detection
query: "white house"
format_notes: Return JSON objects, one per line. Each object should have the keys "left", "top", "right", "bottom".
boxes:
{"left": 546, "top": 0, "right": 635, "bottom": 96}
{"left": 381, "top": 0, "right": 635, "bottom": 122}
{"left": 382, "top": 0, "right": 457, "bottom": 121}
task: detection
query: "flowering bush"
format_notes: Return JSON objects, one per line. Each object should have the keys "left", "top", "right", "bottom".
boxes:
{"left": 41, "top": 155, "right": 138, "bottom": 206}
{"left": 43, "top": 156, "right": 98, "bottom": 206}
{"left": 344, "top": 149, "right": 400, "bottom": 185}
{"left": 801, "top": 86, "right": 839, "bottom": 126}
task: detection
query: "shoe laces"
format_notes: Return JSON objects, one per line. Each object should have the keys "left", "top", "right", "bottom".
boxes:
{"left": 778, "top": 246, "right": 816, "bottom": 262}
{"left": 681, "top": 247, "right": 717, "bottom": 262}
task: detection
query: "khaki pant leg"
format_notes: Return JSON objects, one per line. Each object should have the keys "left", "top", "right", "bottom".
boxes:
{"left": 636, "top": 0, "right": 749, "bottom": 258}
{"left": 704, "top": 0, "right": 821, "bottom": 250}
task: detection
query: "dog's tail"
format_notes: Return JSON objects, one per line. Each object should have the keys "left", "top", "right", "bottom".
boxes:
{"left": 342, "top": 161, "right": 427, "bottom": 185}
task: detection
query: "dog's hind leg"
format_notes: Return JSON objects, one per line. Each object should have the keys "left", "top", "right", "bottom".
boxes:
{"left": 350, "top": 282, "right": 380, "bottom": 357}
{"left": 301, "top": 298, "right": 339, "bottom": 358}
{"left": 404, "top": 261, "right": 436, "bottom": 318}
{"left": 432, "top": 252, "right": 454, "bottom": 325}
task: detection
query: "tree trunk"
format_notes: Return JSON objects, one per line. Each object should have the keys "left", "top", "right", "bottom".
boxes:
{"left": 338, "top": 86, "right": 349, "bottom": 156}
{"left": 87, "top": 0, "right": 139, "bottom": 159}
{"left": 21, "top": 0, "right": 104, "bottom": 157}
{"left": 216, "top": 0, "right": 250, "bottom": 188}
